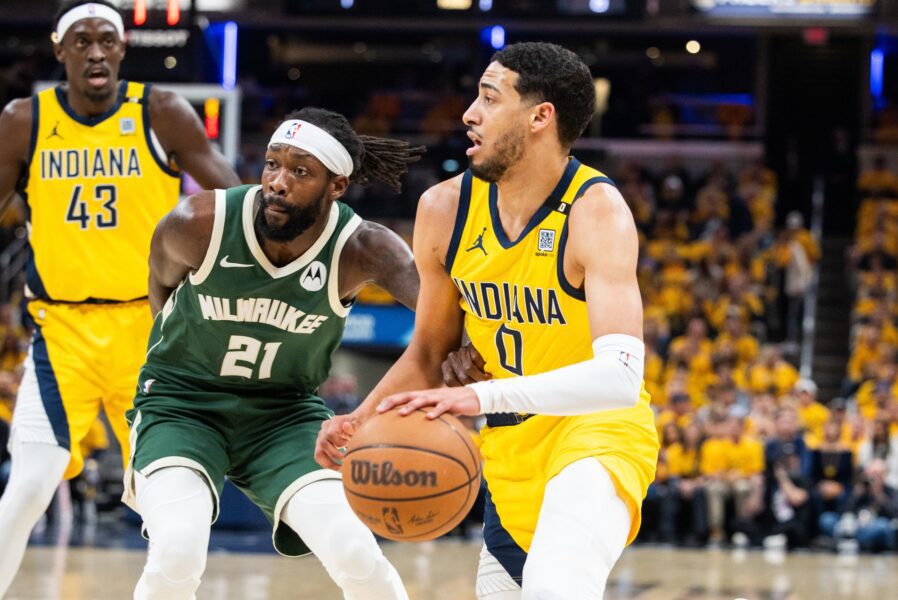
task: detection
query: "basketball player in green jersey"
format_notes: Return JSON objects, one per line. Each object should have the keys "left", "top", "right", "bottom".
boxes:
{"left": 124, "top": 108, "right": 423, "bottom": 599}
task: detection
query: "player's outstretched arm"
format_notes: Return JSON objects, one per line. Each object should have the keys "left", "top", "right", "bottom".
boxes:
{"left": 340, "top": 221, "right": 419, "bottom": 311}
{"left": 0, "top": 99, "right": 33, "bottom": 218}
{"left": 150, "top": 88, "right": 241, "bottom": 190}
{"left": 315, "top": 177, "right": 467, "bottom": 470}
{"left": 148, "top": 191, "right": 216, "bottom": 315}
{"left": 377, "top": 182, "right": 645, "bottom": 419}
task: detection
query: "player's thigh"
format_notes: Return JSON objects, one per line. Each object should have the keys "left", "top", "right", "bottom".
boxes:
{"left": 124, "top": 406, "right": 229, "bottom": 521}
{"left": 229, "top": 402, "right": 333, "bottom": 556}
{"left": 523, "top": 458, "right": 630, "bottom": 597}
{"left": 15, "top": 308, "right": 104, "bottom": 479}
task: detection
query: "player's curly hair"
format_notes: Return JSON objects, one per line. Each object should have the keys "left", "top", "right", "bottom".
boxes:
{"left": 54, "top": 0, "right": 122, "bottom": 31}
{"left": 284, "top": 108, "right": 426, "bottom": 193}
{"left": 492, "top": 42, "right": 596, "bottom": 150}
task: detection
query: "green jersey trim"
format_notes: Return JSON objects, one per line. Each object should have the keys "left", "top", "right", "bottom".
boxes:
{"left": 240, "top": 184, "right": 341, "bottom": 279}
{"left": 188, "top": 189, "right": 228, "bottom": 286}
{"left": 327, "top": 213, "right": 362, "bottom": 317}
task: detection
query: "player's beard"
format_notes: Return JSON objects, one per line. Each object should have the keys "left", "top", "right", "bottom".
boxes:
{"left": 255, "top": 191, "right": 327, "bottom": 243}
{"left": 469, "top": 125, "right": 526, "bottom": 183}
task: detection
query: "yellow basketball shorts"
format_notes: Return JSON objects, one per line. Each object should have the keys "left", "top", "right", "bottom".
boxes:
{"left": 11, "top": 299, "right": 153, "bottom": 479}
{"left": 478, "top": 398, "right": 659, "bottom": 581}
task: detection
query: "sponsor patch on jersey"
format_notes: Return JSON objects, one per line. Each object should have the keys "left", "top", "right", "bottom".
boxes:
{"left": 300, "top": 260, "right": 327, "bottom": 292}
{"left": 537, "top": 228, "right": 556, "bottom": 253}
{"left": 119, "top": 117, "right": 136, "bottom": 135}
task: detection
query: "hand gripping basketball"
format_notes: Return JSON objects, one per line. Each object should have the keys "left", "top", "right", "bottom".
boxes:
{"left": 315, "top": 414, "right": 357, "bottom": 471}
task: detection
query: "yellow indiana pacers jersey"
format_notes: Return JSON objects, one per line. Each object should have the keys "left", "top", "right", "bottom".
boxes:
{"left": 447, "top": 158, "right": 659, "bottom": 548}
{"left": 20, "top": 81, "right": 180, "bottom": 302}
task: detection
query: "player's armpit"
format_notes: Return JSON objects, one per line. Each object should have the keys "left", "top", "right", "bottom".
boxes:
{"left": 148, "top": 191, "right": 217, "bottom": 314}
{"left": 339, "top": 221, "right": 419, "bottom": 311}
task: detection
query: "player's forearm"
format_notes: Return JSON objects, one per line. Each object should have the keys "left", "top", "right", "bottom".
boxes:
{"left": 355, "top": 346, "right": 444, "bottom": 421}
{"left": 468, "top": 334, "right": 644, "bottom": 416}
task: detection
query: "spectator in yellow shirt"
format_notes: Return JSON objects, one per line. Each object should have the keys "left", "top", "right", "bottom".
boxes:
{"left": 667, "top": 422, "right": 709, "bottom": 544}
{"left": 747, "top": 345, "right": 800, "bottom": 397}
{"left": 794, "top": 378, "right": 830, "bottom": 443}
{"left": 714, "top": 308, "right": 760, "bottom": 368}
{"left": 857, "top": 155, "right": 898, "bottom": 197}
{"left": 847, "top": 326, "right": 886, "bottom": 389}
{"left": 704, "top": 416, "right": 765, "bottom": 545}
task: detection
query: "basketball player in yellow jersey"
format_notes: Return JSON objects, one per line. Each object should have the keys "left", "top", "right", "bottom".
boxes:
{"left": 0, "top": 1, "right": 239, "bottom": 593}
{"left": 318, "top": 42, "right": 659, "bottom": 598}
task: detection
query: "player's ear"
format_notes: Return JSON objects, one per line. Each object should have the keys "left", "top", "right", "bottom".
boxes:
{"left": 330, "top": 175, "right": 349, "bottom": 200}
{"left": 529, "top": 102, "right": 555, "bottom": 134}
{"left": 52, "top": 42, "right": 65, "bottom": 64}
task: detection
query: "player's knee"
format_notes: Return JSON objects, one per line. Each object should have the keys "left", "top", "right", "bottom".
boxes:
{"left": 327, "top": 530, "right": 381, "bottom": 581}
{"left": 153, "top": 522, "right": 209, "bottom": 582}
{"left": 4, "top": 470, "right": 59, "bottom": 519}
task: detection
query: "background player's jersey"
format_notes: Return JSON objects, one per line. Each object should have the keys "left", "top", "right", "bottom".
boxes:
{"left": 21, "top": 81, "right": 180, "bottom": 302}
{"left": 140, "top": 184, "right": 360, "bottom": 397}
{"left": 447, "top": 159, "right": 659, "bottom": 548}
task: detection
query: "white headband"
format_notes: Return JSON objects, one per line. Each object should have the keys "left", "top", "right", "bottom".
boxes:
{"left": 54, "top": 3, "right": 125, "bottom": 44}
{"left": 269, "top": 120, "right": 354, "bottom": 177}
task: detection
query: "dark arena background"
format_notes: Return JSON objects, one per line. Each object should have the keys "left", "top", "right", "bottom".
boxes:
{"left": 2, "top": 1, "right": 898, "bottom": 598}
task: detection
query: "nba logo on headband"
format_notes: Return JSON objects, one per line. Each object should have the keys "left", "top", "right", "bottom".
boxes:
{"left": 285, "top": 123, "right": 301, "bottom": 140}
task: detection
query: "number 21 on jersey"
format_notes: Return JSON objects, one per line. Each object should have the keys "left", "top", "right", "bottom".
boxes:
{"left": 220, "top": 335, "right": 282, "bottom": 380}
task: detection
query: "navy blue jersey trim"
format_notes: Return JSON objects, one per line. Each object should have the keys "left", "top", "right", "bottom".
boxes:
{"left": 556, "top": 175, "right": 617, "bottom": 301}
{"left": 488, "top": 158, "right": 580, "bottom": 249}
{"left": 32, "top": 325, "right": 70, "bottom": 449}
{"left": 445, "top": 170, "right": 473, "bottom": 274}
{"left": 55, "top": 80, "right": 127, "bottom": 127}
{"left": 142, "top": 83, "right": 180, "bottom": 177}
{"left": 482, "top": 479, "right": 527, "bottom": 583}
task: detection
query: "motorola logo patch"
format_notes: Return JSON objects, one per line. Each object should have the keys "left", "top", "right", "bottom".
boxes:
{"left": 300, "top": 261, "right": 327, "bottom": 292}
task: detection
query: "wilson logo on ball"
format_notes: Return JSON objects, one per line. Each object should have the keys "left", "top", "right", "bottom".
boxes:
{"left": 350, "top": 460, "right": 438, "bottom": 487}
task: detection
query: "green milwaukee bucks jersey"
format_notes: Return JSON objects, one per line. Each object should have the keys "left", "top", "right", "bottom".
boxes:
{"left": 140, "top": 184, "right": 361, "bottom": 396}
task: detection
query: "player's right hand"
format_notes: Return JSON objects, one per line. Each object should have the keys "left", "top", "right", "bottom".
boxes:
{"left": 315, "top": 414, "right": 357, "bottom": 471}
{"left": 442, "top": 343, "right": 491, "bottom": 387}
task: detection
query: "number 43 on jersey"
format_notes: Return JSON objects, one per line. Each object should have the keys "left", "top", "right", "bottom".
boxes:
{"left": 65, "top": 184, "right": 118, "bottom": 229}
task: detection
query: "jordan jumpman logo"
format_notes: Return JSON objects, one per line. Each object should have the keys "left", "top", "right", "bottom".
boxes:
{"left": 466, "top": 227, "right": 488, "bottom": 256}
{"left": 46, "top": 121, "right": 63, "bottom": 140}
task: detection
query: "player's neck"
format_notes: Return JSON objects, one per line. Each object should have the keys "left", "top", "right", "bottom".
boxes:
{"left": 62, "top": 82, "right": 120, "bottom": 117}
{"left": 493, "top": 151, "right": 569, "bottom": 229}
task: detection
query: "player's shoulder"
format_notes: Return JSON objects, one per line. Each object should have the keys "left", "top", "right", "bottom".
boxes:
{"left": 0, "top": 97, "right": 34, "bottom": 134}
{"left": 570, "top": 179, "right": 634, "bottom": 232}
{"left": 0, "top": 98, "right": 35, "bottom": 160}
{"left": 417, "top": 173, "right": 465, "bottom": 223}
{"left": 164, "top": 190, "right": 217, "bottom": 233}
{"left": 146, "top": 85, "right": 195, "bottom": 122}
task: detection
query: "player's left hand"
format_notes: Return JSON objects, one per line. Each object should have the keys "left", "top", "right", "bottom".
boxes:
{"left": 377, "top": 386, "right": 482, "bottom": 419}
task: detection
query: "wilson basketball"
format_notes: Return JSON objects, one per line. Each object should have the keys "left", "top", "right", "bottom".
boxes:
{"left": 342, "top": 409, "right": 481, "bottom": 542}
